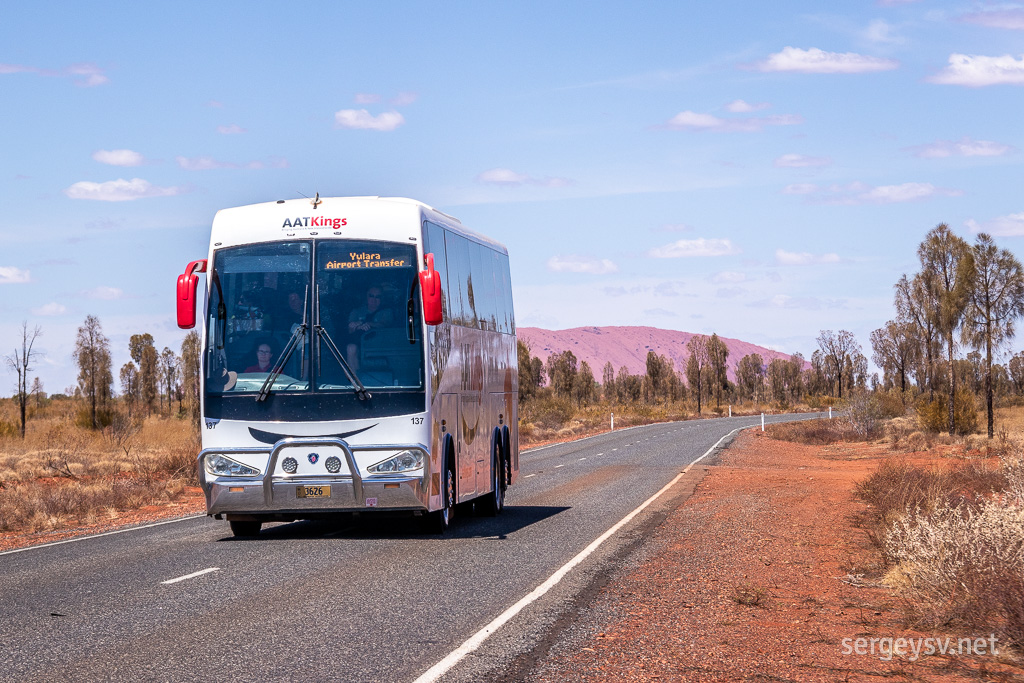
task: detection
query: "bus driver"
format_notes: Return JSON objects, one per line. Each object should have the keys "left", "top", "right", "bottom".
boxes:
{"left": 346, "top": 285, "right": 393, "bottom": 372}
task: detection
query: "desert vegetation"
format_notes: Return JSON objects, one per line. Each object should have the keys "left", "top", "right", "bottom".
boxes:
{"left": 1, "top": 316, "right": 201, "bottom": 534}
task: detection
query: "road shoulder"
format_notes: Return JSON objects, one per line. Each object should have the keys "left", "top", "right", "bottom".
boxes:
{"left": 524, "top": 428, "right": 1023, "bottom": 682}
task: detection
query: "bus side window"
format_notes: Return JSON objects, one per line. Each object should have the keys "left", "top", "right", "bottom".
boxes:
{"left": 499, "top": 252, "right": 514, "bottom": 334}
{"left": 424, "top": 222, "right": 451, "bottom": 321}
{"left": 445, "top": 231, "right": 468, "bottom": 327}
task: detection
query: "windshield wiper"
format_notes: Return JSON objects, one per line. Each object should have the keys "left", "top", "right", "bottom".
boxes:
{"left": 257, "top": 286, "right": 308, "bottom": 402}
{"left": 315, "top": 286, "right": 371, "bottom": 401}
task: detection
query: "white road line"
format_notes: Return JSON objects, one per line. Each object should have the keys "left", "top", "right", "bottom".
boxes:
{"left": 554, "top": 464, "right": 565, "bottom": 469}
{"left": 160, "top": 567, "right": 219, "bottom": 585}
{"left": 0, "top": 515, "right": 207, "bottom": 558}
{"left": 524, "top": 473, "right": 537, "bottom": 478}
{"left": 578, "top": 457, "right": 586, "bottom": 461}
{"left": 411, "top": 425, "right": 748, "bottom": 683}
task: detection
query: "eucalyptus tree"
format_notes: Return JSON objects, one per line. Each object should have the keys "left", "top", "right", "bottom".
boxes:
{"left": 894, "top": 273, "right": 940, "bottom": 396}
{"left": 963, "top": 233, "right": 1024, "bottom": 438}
{"left": 918, "top": 224, "right": 975, "bottom": 434}
{"left": 707, "top": 333, "right": 730, "bottom": 409}
{"left": 815, "top": 329, "right": 860, "bottom": 399}
{"left": 74, "top": 315, "right": 112, "bottom": 429}
{"left": 870, "top": 320, "right": 919, "bottom": 393}
{"left": 686, "top": 334, "right": 709, "bottom": 414}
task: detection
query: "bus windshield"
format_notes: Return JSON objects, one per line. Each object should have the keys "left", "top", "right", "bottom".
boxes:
{"left": 205, "top": 239, "right": 424, "bottom": 396}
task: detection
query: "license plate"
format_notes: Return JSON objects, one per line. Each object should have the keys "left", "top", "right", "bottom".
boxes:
{"left": 296, "top": 485, "right": 330, "bottom": 499}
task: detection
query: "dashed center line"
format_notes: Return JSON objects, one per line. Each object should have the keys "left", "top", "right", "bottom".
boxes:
{"left": 161, "top": 567, "right": 219, "bottom": 585}
{"left": 524, "top": 473, "right": 537, "bottom": 478}
{"left": 554, "top": 464, "right": 565, "bottom": 469}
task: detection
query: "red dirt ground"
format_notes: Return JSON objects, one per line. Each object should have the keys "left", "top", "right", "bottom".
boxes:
{"left": 530, "top": 430, "right": 1024, "bottom": 682}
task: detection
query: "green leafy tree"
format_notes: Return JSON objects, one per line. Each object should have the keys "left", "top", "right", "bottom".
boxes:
{"left": 686, "top": 334, "right": 709, "bottom": 414}
{"left": 73, "top": 315, "right": 112, "bottom": 429}
{"left": 181, "top": 331, "right": 202, "bottom": 421}
{"left": 130, "top": 333, "right": 158, "bottom": 414}
{"left": 919, "top": 224, "right": 975, "bottom": 433}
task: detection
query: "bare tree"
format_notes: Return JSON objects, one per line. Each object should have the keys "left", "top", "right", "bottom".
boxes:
{"left": 4, "top": 322, "right": 42, "bottom": 438}
{"left": 686, "top": 334, "right": 709, "bottom": 414}
{"left": 963, "top": 233, "right": 1024, "bottom": 437}
{"left": 816, "top": 330, "right": 860, "bottom": 399}
{"left": 73, "top": 315, "right": 112, "bottom": 429}
{"left": 919, "top": 224, "right": 975, "bottom": 433}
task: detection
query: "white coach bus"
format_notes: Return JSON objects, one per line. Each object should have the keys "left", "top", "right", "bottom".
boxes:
{"left": 176, "top": 196, "right": 518, "bottom": 536}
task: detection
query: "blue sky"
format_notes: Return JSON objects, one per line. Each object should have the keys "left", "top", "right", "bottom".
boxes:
{"left": 3, "top": 1, "right": 1024, "bottom": 394}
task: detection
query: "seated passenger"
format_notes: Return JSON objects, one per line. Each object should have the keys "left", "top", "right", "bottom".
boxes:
{"left": 346, "top": 286, "right": 393, "bottom": 372}
{"left": 243, "top": 339, "right": 276, "bottom": 373}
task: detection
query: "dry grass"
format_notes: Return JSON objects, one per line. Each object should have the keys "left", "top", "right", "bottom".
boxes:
{"left": 0, "top": 397, "right": 199, "bottom": 534}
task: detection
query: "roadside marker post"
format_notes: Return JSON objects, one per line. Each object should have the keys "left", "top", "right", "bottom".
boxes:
{"left": 761, "top": 413, "right": 765, "bottom": 431}
{"left": 611, "top": 412, "right": 614, "bottom": 430}
{"left": 728, "top": 405, "right": 732, "bottom": 418}
{"left": 829, "top": 406, "right": 832, "bottom": 419}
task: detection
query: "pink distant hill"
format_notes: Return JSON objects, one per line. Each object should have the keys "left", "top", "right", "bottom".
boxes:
{"left": 516, "top": 326, "right": 806, "bottom": 382}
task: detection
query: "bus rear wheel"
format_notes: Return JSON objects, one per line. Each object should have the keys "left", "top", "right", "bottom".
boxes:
{"left": 230, "top": 520, "right": 262, "bottom": 537}
{"left": 478, "top": 449, "right": 505, "bottom": 517}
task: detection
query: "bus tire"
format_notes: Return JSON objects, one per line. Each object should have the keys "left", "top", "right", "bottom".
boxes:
{"left": 230, "top": 520, "right": 262, "bottom": 537}
{"left": 423, "top": 463, "right": 454, "bottom": 534}
{"left": 479, "top": 445, "right": 505, "bottom": 517}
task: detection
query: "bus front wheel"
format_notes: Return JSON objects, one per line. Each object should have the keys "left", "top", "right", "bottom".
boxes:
{"left": 230, "top": 520, "right": 262, "bottom": 538}
{"left": 423, "top": 466, "right": 454, "bottom": 534}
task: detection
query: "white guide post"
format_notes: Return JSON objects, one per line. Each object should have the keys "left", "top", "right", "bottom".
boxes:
{"left": 761, "top": 413, "right": 765, "bottom": 432}
{"left": 829, "top": 406, "right": 832, "bottom": 420}
{"left": 611, "top": 412, "right": 614, "bottom": 430}
{"left": 728, "top": 405, "right": 732, "bottom": 418}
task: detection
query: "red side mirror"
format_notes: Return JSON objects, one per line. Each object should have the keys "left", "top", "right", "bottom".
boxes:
{"left": 176, "top": 259, "right": 207, "bottom": 329}
{"left": 419, "top": 253, "right": 443, "bottom": 326}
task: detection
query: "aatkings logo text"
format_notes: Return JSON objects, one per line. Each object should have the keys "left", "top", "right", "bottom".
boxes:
{"left": 282, "top": 217, "right": 347, "bottom": 229}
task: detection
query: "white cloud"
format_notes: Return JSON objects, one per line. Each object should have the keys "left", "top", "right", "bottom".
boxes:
{"left": 92, "top": 149, "right": 145, "bottom": 166}
{"left": 724, "top": 99, "right": 770, "bottom": 112}
{"left": 959, "top": 10, "right": 1024, "bottom": 30}
{"left": 176, "top": 156, "right": 235, "bottom": 170}
{"left": 665, "top": 110, "right": 803, "bottom": 132}
{"left": 334, "top": 109, "right": 405, "bottom": 131}
{"left": 546, "top": 255, "right": 618, "bottom": 274}
{"left": 648, "top": 238, "right": 740, "bottom": 258}
{"left": 0, "top": 61, "right": 108, "bottom": 86}
{"left": 216, "top": 124, "right": 247, "bottom": 134}
{"left": 785, "top": 181, "right": 962, "bottom": 204}
{"left": 82, "top": 286, "right": 123, "bottom": 300}
{"left": 775, "top": 249, "right": 840, "bottom": 266}
{"left": 966, "top": 212, "right": 1024, "bottom": 236}
{"left": 775, "top": 153, "right": 832, "bottom": 168}
{"left": 32, "top": 302, "right": 67, "bottom": 316}
{"left": 754, "top": 46, "right": 899, "bottom": 74}
{"left": 711, "top": 271, "right": 747, "bottom": 284}
{"left": 908, "top": 137, "right": 1013, "bottom": 158}
{"left": 63, "top": 178, "right": 186, "bottom": 201}
{"left": 0, "top": 266, "right": 30, "bottom": 284}
{"left": 863, "top": 19, "right": 905, "bottom": 46}
{"left": 354, "top": 93, "right": 381, "bottom": 104}
{"left": 861, "top": 182, "right": 959, "bottom": 203}
{"left": 476, "top": 168, "right": 571, "bottom": 187}
{"left": 390, "top": 91, "right": 418, "bottom": 106}
{"left": 929, "top": 54, "right": 1024, "bottom": 87}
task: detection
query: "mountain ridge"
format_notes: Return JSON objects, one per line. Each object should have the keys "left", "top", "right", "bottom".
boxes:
{"left": 516, "top": 326, "right": 805, "bottom": 381}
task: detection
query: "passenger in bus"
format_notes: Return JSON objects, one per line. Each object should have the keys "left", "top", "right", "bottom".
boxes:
{"left": 346, "top": 285, "right": 393, "bottom": 371}
{"left": 243, "top": 339, "right": 276, "bottom": 373}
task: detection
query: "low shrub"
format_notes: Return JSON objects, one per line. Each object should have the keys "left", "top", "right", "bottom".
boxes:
{"left": 917, "top": 389, "right": 979, "bottom": 436}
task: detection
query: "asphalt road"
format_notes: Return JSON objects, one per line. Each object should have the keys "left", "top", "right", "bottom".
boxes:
{"left": 0, "top": 412, "right": 822, "bottom": 682}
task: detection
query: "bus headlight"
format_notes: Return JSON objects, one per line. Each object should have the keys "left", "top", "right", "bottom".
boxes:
{"left": 204, "top": 453, "right": 262, "bottom": 477}
{"left": 367, "top": 450, "right": 424, "bottom": 474}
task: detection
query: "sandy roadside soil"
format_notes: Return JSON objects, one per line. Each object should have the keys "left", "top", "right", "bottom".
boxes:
{"left": 527, "top": 429, "right": 1024, "bottom": 682}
